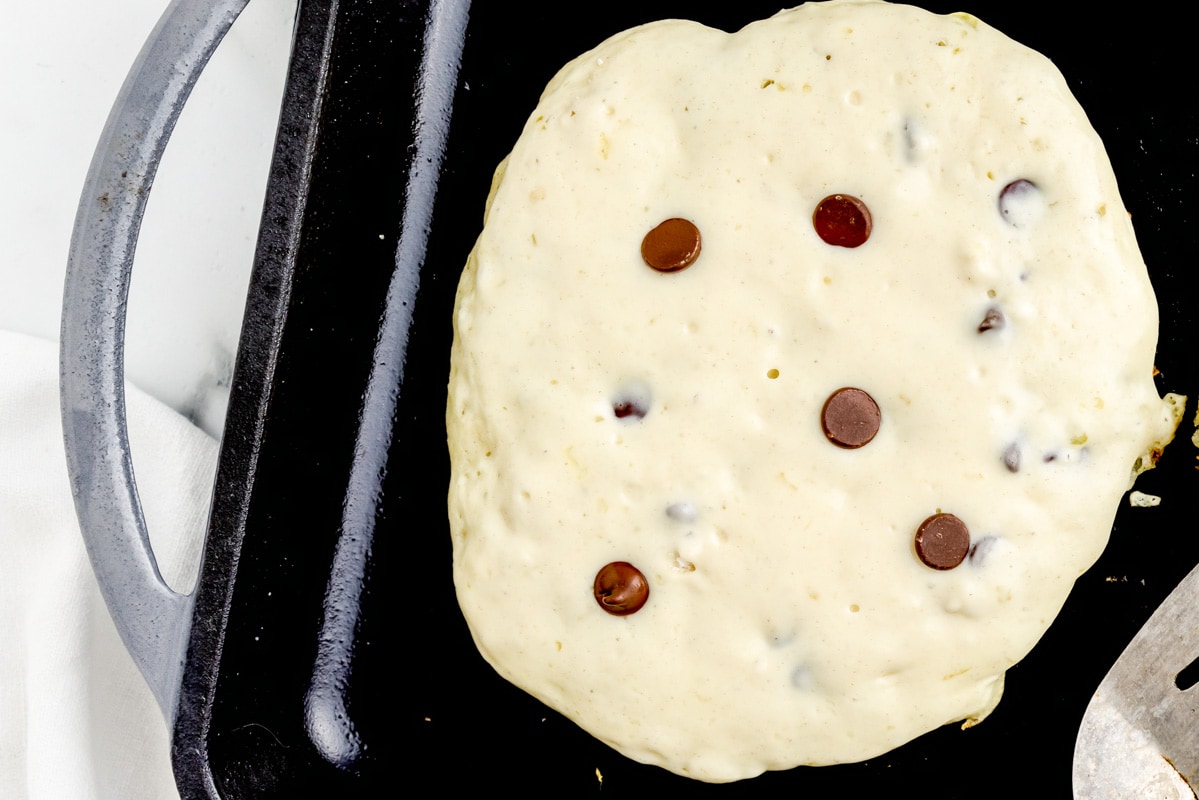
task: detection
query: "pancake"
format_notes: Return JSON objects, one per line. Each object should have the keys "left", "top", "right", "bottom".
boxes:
{"left": 446, "top": 0, "right": 1181, "bottom": 781}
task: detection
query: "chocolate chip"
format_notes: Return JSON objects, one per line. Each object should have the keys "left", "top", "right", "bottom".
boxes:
{"left": 612, "top": 380, "right": 651, "bottom": 421}
{"left": 969, "top": 535, "right": 997, "bottom": 566}
{"left": 821, "top": 387, "right": 881, "bottom": 449}
{"left": 812, "top": 194, "right": 872, "bottom": 248}
{"left": 914, "top": 513, "right": 971, "bottom": 570}
{"left": 978, "top": 307, "right": 1005, "bottom": 333}
{"left": 998, "top": 179, "right": 1040, "bottom": 228}
{"left": 613, "top": 400, "right": 647, "bottom": 419}
{"left": 902, "top": 119, "right": 918, "bottom": 162}
{"left": 594, "top": 561, "right": 650, "bottom": 616}
{"left": 641, "top": 218, "right": 701, "bottom": 272}
{"left": 1002, "top": 443, "right": 1021, "bottom": 473}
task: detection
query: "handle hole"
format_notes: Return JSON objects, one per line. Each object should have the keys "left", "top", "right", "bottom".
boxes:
{"left": 1176, "top": 654, "right": 1199, "bottom": 691}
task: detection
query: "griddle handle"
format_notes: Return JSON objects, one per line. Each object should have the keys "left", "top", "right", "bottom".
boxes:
{"left": 59, "top": 0, "right": 250, "bottom": 724}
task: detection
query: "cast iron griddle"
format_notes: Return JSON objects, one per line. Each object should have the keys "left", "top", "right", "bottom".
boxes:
{"left": 179, "top": 1, "right": 1197, "bottom": 796}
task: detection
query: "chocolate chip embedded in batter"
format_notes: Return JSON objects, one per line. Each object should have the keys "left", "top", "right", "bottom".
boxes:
{"left": 612, "top": 380, "right": 652, "bottom": 421}
{"left": 978, "top": 307, "right": 1005, "bottom": 333}
{"left": 969, "top": 535, "right": 997, "bottom": 566}
{"left": 641, "top": 218, "right": 702, "bottom": 272}
{"left": 998, "top": 179, "right": 1040, "bottom": 228}
{"left": 821, "top": 387, "right": 881, "bottom": 449}
{"left": 613, "top": 400, "right": 648, "bottom": 419}
{"left": 1002, "top": 443, "right": 1021, "bottom": 473}
{"left": 790, "top": 665, "right": 815, "bottom": 690}
{"left": 594, "top": 561, "right": 650, "bottom": 615}
{"left": 812, "top": 194, "right": 872, "bottom": 248}
{"left": 914, "top": 513, "right": 971, "bottom": 570}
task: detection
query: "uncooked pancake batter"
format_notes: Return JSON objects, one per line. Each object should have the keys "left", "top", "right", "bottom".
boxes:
{"left": 446, "top": 0, "right": 1181, "bottom": 782}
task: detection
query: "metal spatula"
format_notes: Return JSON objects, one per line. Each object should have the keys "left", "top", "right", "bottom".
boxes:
{"left": 1073, "top": 561, "right": 1199, "bottom": 799}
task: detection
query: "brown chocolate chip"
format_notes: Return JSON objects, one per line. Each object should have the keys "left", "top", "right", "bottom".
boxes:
{"left": 641, "top": 218, "right": 701, "bottom": 272}
{"left": 914, "top": 513, "right": 971, "bottom": 570}
{"left": 998, "top": 179, "right": 1039, "bottom": 227}
{"left": 821, "top": 387, "right": 881, "bottom": 449}
{"left": 813, "top": 194, "right": 872, "bottom": 248}
{"left": 594, "top": 561, "right": 650, "bottom": 616}
{"left": 613, "top": 400, "right": 647, "bottom": 419}
{"left": 978, "top": 307, "right": 1005, "bottom": 333}
{"left": 612, "top": 381, "right": 651, "bottom": 421}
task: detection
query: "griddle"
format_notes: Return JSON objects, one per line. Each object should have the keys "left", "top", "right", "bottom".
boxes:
{"left": 64, "top": 1, "right": 1198, "bottom": 797}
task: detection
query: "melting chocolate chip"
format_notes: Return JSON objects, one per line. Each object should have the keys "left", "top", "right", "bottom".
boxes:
{"left": 821, "top": 387, "right": 881, "bottom": 449}
{"left": 914, "top": 513, "right": 971, "bottom": 570}
{"left": 998, "top": 179, "right": 1041, "bottom": 228}
{"left": 594, "top": 561, "right": 650, "bottom": 616}
{"left": 978, "top": 307, "right": 1005, "bottom": 333}
{"left": 613, "top": 400, "right": 647, "bottom": 419}
{"left": 969, "top": 535, "right": 997, "bottom": 566}
{"left": 1002, "top": 443, "right": 1021, "bottom": 473}
{"left": 813, "top": 194, "right": 872, "bottom": 248}
{"left": 641, "top": 218, "right": 702, "bottom": 272}
{"left": 612, "top": 380, "right": 652, "bottom": 420}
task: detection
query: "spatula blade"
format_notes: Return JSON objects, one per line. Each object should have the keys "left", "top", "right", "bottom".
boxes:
{"left": 1073, "top": 562, "right": 1199, "bottom": 799}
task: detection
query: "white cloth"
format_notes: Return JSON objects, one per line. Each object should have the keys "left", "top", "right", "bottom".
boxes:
{"left": 1, "top": 0, "right": 293, "bottom": 439}
{"left": 0, "top": 0, "right": 293, "bottom": 795}
{"left": 0, "top": 330, "right": 218, "bottom": 799}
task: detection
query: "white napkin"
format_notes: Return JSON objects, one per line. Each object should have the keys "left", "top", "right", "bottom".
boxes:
{"left": 0, "top": 330, "right": 218, "bottom": 800}
{"left": 0, "top": 0, "right": 292, "bottom": 793}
